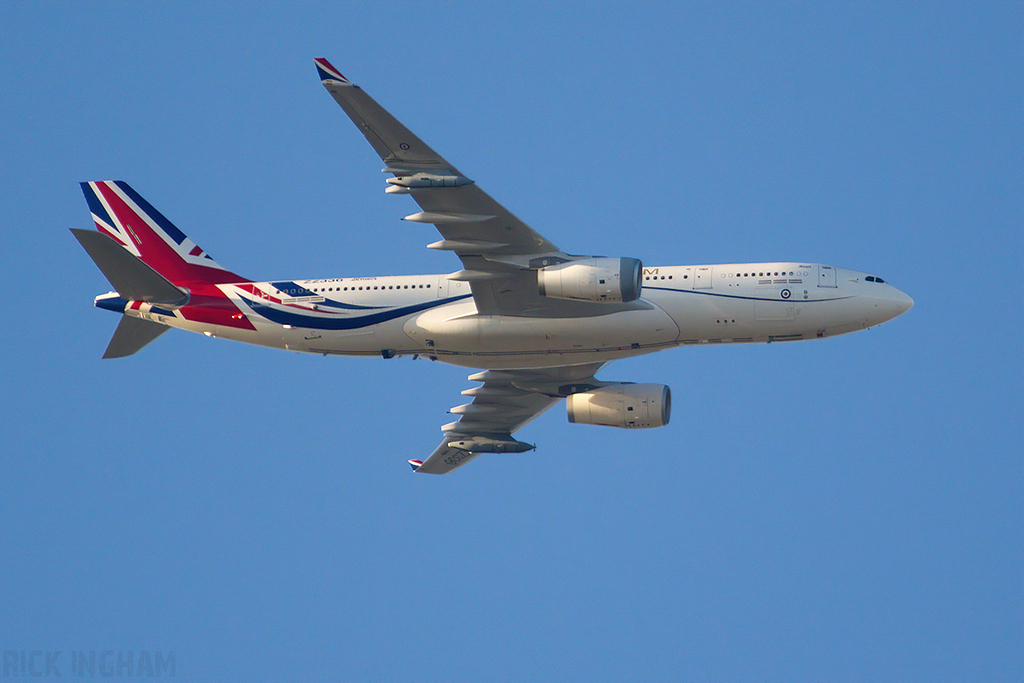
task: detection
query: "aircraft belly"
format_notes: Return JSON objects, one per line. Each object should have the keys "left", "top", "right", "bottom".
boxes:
{"left": 654, "top": 287, "right": 878, "bottom": 342}
{"left": 285, "top": 318, "right": 424, "bottom": 354}
{"left": 661, "top": 293, "right": 757, "bottom": 341}
{"left": 404, "top": 304, "right": 680, "bottom": 361}
{"left": 795, "top": 296, "right": 873, "bottom": 337}
{"left": 653, "top": 290, "right": 830, "bottom": 342}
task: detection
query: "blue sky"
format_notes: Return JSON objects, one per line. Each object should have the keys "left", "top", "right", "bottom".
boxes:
{"left": 2, "top": 3, "right": 1021, "bottom": 681}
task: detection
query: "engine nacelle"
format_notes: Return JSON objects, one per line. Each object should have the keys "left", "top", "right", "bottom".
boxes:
{"left": 566, "top": 384, "right": 671, "bottom": 429}
{"left": 537, "top": 257, "right": 642, "bottom": 303}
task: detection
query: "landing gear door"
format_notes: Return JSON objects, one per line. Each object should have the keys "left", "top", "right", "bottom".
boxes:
{"left": 818, "top": 265, "right": 837, "bottom": 288}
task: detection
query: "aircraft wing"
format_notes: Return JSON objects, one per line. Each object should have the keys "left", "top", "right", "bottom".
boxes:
{"left": 316, "top": 59, "right": 574, "bottom": 315}
{"left": 411, "top": 363, "right": 606, "bottom": 474}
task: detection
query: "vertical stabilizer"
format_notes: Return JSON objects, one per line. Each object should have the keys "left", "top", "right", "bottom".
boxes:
{"left": 75, "top": 181, "right": 256, "bottom": 358}
{"left": 80, "top": 181, "right": 248, "bottom": 285}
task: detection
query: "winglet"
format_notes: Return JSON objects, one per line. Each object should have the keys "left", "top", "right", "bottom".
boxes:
{"left": 314, "top": 58, "right": 350, "bottom": 85}
{"left": 408, "top": 459, "right": 423, "bottom": 472}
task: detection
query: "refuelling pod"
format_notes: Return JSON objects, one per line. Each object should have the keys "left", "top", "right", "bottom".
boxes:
{"left": 446, "top": 435, "right": 536, "bottom": 453}
{"left": 566, "top": 384, "right": 671, "bottom": 429}
{"left": 537, "top": 257, "right": 642, "bottom": 303}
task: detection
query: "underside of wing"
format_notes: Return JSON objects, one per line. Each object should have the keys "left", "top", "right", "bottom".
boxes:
{"left": 411, "top": 363, "right": 606, "bottom": 474}
{"left": 316, "top": 59, "right": 580, "bottom": 315}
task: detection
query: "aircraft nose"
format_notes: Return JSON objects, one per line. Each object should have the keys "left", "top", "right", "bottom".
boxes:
{"left": 874, "top": 286, "right": 913, "bottom": 323}
{"left": 894, "top": 289, "right": 914, "bottom": 315}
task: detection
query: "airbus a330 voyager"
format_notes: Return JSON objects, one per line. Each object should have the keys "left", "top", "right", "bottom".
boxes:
{"left": 73, "top": 59, "right": 913, "bottom": 474}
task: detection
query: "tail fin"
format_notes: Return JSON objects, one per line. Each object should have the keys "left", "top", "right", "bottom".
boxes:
{"left": 76, "top": 181, "right": 254, "bottom": 358}
{"left": 79, "top": 181, "right": 247, "bottom": 285}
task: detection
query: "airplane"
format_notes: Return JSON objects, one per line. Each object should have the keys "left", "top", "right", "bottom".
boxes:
{"left": 72, "top": 58, "right": 914, "bottom": 474}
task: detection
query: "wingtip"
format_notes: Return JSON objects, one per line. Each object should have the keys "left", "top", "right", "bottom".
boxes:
{"left": 314, "top": 58, "right": 350, "bottom": 84}
{"left": 408, "top": 459, "right": 423, "bottom": 472}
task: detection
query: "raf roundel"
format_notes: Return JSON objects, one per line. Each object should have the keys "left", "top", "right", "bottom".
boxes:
{"left": 781, "top": 289, "right": 792, "bottom": 299}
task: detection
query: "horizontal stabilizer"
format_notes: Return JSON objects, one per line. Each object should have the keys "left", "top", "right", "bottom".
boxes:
{"left": 71, "top": 229, "right": 189, "bottom": 305}
{"left": 103, "top": 315, "right": 169, "bottom": 359}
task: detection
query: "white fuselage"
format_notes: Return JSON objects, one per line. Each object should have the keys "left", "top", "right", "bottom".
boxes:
{"left": 126, "top": 262, "right": 913, "bottom": 369}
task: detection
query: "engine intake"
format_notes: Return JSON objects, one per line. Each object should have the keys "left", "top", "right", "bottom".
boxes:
{"left": 537, "top": 257, "right": 642, "bottom": 303}
{"left": 566, "top": 384, "right": 671, "bottom": 428}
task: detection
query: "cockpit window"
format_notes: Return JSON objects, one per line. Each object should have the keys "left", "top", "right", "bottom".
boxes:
{"left": 865, "top": 276, "right": 885, "bottom": 283}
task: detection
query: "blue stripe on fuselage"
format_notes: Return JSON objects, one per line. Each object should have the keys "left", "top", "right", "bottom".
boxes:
{"left": 642, "top": 286, "right": 853, "bottom": 303}
{"left": 242, "top": 294, "right": 472, "bottom": 330}
{"left": 269, "top": 281, "right": 385, "bottom": 310}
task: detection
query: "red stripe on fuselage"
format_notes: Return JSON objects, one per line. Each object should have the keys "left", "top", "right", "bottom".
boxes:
{"left": 237, "top": 282, "right": 283, "bottom": 305}
{"left": 179, "top": 283, "right": 256, "bottom": 331}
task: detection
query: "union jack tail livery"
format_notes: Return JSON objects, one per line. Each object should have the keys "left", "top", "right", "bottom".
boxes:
{"left": 313, "top": 58, "right": 349, "bottom": 84}
{"left": 76, "top": 181, "right": 245, "bottom": 286}
{"left": 72, "top": 181, "right": 254, "bottom": 359}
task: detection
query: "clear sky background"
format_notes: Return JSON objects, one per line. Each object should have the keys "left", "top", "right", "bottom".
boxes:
{"left": 2, "top": 3, "right": 1021, "bottom": 681}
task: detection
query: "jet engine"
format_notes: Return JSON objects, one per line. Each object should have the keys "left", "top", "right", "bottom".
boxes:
{"left": 566, "top": 384, "right": 671, "bottom": 428}
{"left": 537, "top": 257, "right": 642, "bottom": 303}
